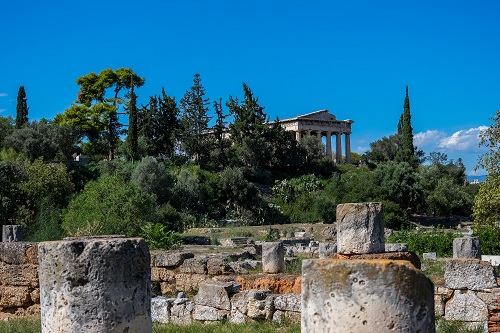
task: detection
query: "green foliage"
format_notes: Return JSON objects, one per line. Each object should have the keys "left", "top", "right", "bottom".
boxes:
{"left": 421, "top": 259, "right": 446, "bottom": 285}
{"left": 220, "top": 167, "right": 258, "bottom": 213}
{"left": 363, "top": 134, "right": 400, "bottom": 166}
{"left": 0, "top": 316, "right": 41, "bottom": 333}
{"left": 124, "top": 87, "right": 139, "bottom": 161}
{"left": 140, "top": 222, "right": 182, "bottom": 250}
{"left": 374, "top": 161, "right": 422, "bottom": 209}
{"left": 383, "top": 200, "right": 410, "bottom": 230}
{"left": 180, "top": 74, "right": 211, "bottom": 163}
{"left": 473, "top": 224, "right": 500, "bottom": 255}
{"left": 131, "top": 157, "right": 174, "bottom": 205}
{"left": 473, "top": 174, "right": 500, "bottom": 226}
{"left": 0, "top": 115, "right": 14, "bottom": 147}
{"left": 436, "top": 317, "right": 484, "bottom": 333}
{"left": 395, "top": 86, "right": 418, "bottom": 167}
{"left": 0, "top": 160, "right": 26, "bottom": 224}
{"left": 264, "top": 228, "right": 280, "bottom": 241}
{"left": 152, "top": 321, "right": 300, "bottom": 333}
{"left": 477, "top": 109, "right": 500, "bottom": 174}
{"left": 25, "top": 198, "right": 64, "bottom": 242}
{"left": 387, "top": 226, "right": 459, "bottom": 257}
{"left": 62, "top": 174, "right": 157, "bottom": 237}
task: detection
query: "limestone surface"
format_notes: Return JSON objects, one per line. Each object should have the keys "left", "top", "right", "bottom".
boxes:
{"left": 329, "top": 251, "right": 421, "bottom": 270}
{"left": 262, "top": 242, "right": 285, "bottom": 273}
{"left": 2, "top": 225, "right": 22, "bottom": 242}
{"left": 445, "top": 290, "right": 488, "bottom": 321}
{"left": 385, "top": 243, "right": 409, "bottom": 252}
{"left": 302, "top": 259, "right": 435, "bottom": 333}
{"left": 453, "top": 236, "right": 482, "bottom": 259}
{"left": 444, "top": 259, "right": 497, "bottom": 290}
{"left": 38, "top": 237, "right": 151, "bottom": 333}
{"left": 153, "top": 251, "right": 194, "bottom": 267}
{"left": 336, "top": 202, "right": 385, "bottom": 254}
{"left": 194, "top": 281, "right": 240, "bottom": 311}
{"left": 318, "top": 242, "right": 337, "bottom": 259}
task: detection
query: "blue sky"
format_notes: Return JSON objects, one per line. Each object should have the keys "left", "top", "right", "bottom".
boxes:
{"left": 1, "top": 0, "right": 499, "bottom": 175}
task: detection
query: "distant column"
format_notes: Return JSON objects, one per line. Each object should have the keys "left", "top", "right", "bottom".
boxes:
{"left": 336, "top": 133, "right": 342, "bottom": 163}
{"left": 316, "top": 131, "right": 322, "bottom": 142}
{"left": 296, "top": 131, "right": 301, "bottom": 142}
{"left": 326, "top": 132, "right": 332, "bottom": 160}
{"left": 345, "top": 134, "right": 351, "bottom": 164}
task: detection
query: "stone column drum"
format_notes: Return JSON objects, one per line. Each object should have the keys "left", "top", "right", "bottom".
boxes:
{"left": 38, "top": 236, "right": 151, "bottom": 333}
{"left": 302, "top": 259, "right": 435, "bottom": 333}
{"left": 262, "top": 241, "right": 285, "bottom": 273}
{"left": 453, "top": 236, "right": 482, "bottom": 259}
{"left": 337, "top": 202, "right": 384, "bottom": 254}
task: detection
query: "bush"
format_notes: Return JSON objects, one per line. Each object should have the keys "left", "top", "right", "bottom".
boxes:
{"left": 140, "top": 222, "right": 182, "bottom": 250}
{"left": 473, "top": 224, "right": 500, "bottom": 255}
{"left": 383, "top": 201, "right": 410, "bottom": 230}
{"left": 387, "top": 226, "right": 459, "bottom": 257}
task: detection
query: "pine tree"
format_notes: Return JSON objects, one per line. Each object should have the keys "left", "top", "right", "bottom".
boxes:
{"left": 15, "top": 86, "right": 29, "bottom": 128}
{"left": 395, "top": 85, "right": 417, "bottom": 167}
{"left": 180, "top": 74, "right": 211, "bottom": 163}
{"left": 212, "top": 98, "right": 229, "bottom": 169}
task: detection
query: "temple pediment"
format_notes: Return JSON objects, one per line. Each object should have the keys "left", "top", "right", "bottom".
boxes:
{"left": 296, "top": 110, "right": 336, "bottom": 121}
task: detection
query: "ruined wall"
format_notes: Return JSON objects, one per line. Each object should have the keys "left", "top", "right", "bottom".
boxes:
{"left": 0, "top": 242, "right": 39, "bottom": 316}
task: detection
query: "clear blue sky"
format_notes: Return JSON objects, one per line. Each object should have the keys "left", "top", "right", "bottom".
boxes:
{"left": 1, "top": 0, "right": 499, "bottom": 175}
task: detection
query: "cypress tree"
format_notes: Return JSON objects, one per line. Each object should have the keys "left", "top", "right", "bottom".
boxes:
{"left": 396, "top": 85, "right": 417, "bottom": 167}
{"left": 15, "top": 86, "right": 29, "bottom": 128}
{"left": 125, "top": 85, "right": 138, "bottom": 161}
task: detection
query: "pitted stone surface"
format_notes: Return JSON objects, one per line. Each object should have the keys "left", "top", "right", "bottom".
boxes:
{"left": 301, "top": 259, "right": 435, "bottom": 333}
{"left": 38, "top": 237, "right": 152, "bottom": 333}
{"left": 179, "top": 257, "right": 208, "bottom": 274}
{"left": 329, "top": 251, "right": 421, "bottom": 270}
{"left": 336, "top": 202, "right": 385, "bottom": 254}
{"left": 319, "top": 242, "right": 337, "bottom": 259}
{"left": 445, "top": 290, "right": 488, "bottom": 321}
{"left": 453, "top": 237, "right": 482, "bottom": 259}
{"left": 151, "top": 296, "right": 174, "bottom": 323}
{"left": 262, "top": 242, "right": 285, "bottom": 273}
{"left": 444, "top": 259, "right": 497, "bottom": 290}
{"left": 230, "top": 290, "right": 272, "bottom": 320}
{"left": 194, "top": 281, "right": 240, "bottom": 310}
{"left": 0, "top": 242, "right": 37, "bottom": 265}
{"left": 274, "top": 293, "right": 301, "bottom": 312}
{"left": 193, "top": 305, "right": 229, "bottom": 321}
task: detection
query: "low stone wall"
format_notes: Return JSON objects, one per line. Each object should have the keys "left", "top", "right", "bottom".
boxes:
{"left": 0, "top": 242, "right": 39, "bottom": 316}
{"left": 151, "top": 282, "right": 301, "bottom": 324}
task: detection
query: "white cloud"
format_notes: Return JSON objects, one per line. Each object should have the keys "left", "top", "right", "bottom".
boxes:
{"left": 0, "top": 109, "right": 5, "bottom": 113}
{"left": 414, "top": 130, "right": 446, "bottom": 148}
{"left": 356, "top": 146, "right": 369, "bottom": 154}
{"left": 0, "top": 93, "right": 7, "bottom": 97}
{"left": 437, "top": 126, "right": 488, "bottom": 152}
{"left": 414, "top": 126, "right": 488, "bottom": 153}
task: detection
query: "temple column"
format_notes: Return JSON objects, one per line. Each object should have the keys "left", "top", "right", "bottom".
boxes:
{"left": 326, "top": 132, "right": 332, "bottom": 160}
{"left": 345, "top": 134, "right": 351, "bottom": 164}
{"left": 336, "top": 133, "right": 342, "bottom": 163}
{"left": 296, "top": 131, "right": 301, "bottom": 142}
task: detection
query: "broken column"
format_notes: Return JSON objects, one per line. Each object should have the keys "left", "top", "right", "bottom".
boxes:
{"left": 2, "top": 225, "right": 22, "bottom": 242}
{"left": 302, "top": 259, "right": 435, "bottom": 333}
{"left": 262, "top": 241, "right": 285, "bottom": 273}
{"left": 453, "top": 236, "right": 481, "bottom": 259}
{"left": 38, "top": 236, "right": 151, "bottom": 333}
{"left": 337, "top": 202, "right": 384, "bottom": 254}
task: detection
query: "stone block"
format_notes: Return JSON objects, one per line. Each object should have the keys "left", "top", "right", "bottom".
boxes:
{"left": 302, "top": 259, "right": 435, "bottom": 333}
{"left": 207, "top": 256, "right": 234, "bottom": 275}
{"left": 385, "top": 243, "right": 408, "bottom": 252}
{"left": 274, "top": 293, "right": 301, "bottom": 312}
{"left": 482, "top": 255, "right": 500, "bottom": 266}
{"left": 329, "top": 251, "right": 421, "bottom": 270}
{"left": 423, "top": 252, "right": 437, "bottom": 260}
{"left": 38, "top": 237, "right": 152, "bottom": 333}
{"left": 193, "top": 305, "right": 229, "bottom": 321}
{"left": 262, "top": 242, "right": 285, "bottom": 273}
{"left": 153, "top": 251, "right": 194, "bottom": 267}
{"left": 159, "top": 282, "right": 176, "bottom": 296}
{"left": 231, "top": 290, "right": 271, "bottom": 320}
{"left": 175, "top": 273, "right": 208, "bottom": 294}
{"left": 170, "top": 301, "right": 194, "bottom": 325}
{"left": 2, "top": 225, "right": 22, "bottom": 242}
{"left": 445, "top": 290, "right": 488, "bottom": 322}
{"left": 0, "top": 286, "right": 32, "bottom": 309}
{"left": 194, "top": 281, "right": 240, "bottom": 310}
{"left": 445, "top": 259, "right": 497, "bottom": 290}
{"left": 318, "top": 242, "right": 337, "bottom": 259}
{"left": 151, "top": 267, "right": 175, "bottom": 282}
{"left": 336, "top": 202, "right": 385, "bottom": 254}
{"left": 151, "top": 296, "right": 173, "bottom": 323}
{"left": 0, "top": 242, "right": 37, "bottom": 264}
{"left": 179, "top": 257, "right": 208, "bottom": 274}
{"left": 0, "top": 263, "right": 38, "bottom": 287}
{"left": 453, "top": 236, "right": 482, "bottom": 259}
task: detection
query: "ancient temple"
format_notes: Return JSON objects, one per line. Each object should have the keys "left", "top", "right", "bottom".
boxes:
{"left": 276, "top": 110, "right": 354, "bottom": 163}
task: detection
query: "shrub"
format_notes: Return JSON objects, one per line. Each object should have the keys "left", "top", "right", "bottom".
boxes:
{"left": 140, "top": 222, "right": 182, "bottom": 250}
{"left": 383, "top": 201, "right": 410, "bottom": 230}
{"left": 473, "top": 224, "right": 500, "bottom": 255}
{"left": 387, "top": 226, "right": 459, "bottom": 257}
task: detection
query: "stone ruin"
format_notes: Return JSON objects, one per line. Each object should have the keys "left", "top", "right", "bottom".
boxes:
{"left": 1, "top": 203, "right": 500, "bottom": 332}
